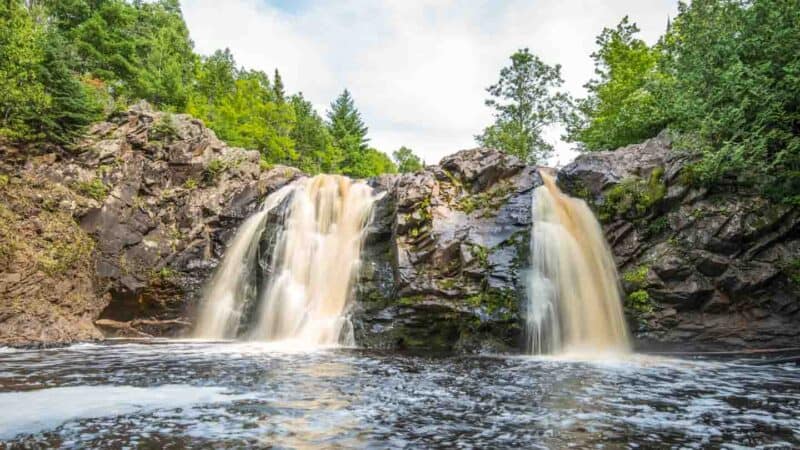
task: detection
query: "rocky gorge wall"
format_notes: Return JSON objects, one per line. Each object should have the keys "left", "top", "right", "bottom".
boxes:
{"left": 1, "top": 106, "right": 798, "bottom": 352}
{"left": 559, "top": 133, "right": 800, "bottom": 351}
{"left": 0, "top": 103, "right": 300, "bottom": 344}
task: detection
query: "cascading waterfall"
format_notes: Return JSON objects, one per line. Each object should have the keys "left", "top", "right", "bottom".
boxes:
{"left": 527, "top": 170, "right": 629, "bottom": 354}
{"left": 251, "top": 175, "right": 379, "bottom": 346}
{"left": 193, "top": 185, "right": 294, "bottom": 339}
{"left": 192, "top": 174, "right": 379, "bottom": 347}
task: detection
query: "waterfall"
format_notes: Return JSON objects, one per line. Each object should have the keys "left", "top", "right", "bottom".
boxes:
{"left": 193, "top": 185, "right": 295, "bottom": 339}
{"left": 251, "top": 175, "right": 379, "bottom": 346}
{"left": 527, "top": 170, "right": 629, "bottom": 354}
{"left": 193, "top": 174, "right": 379, "bottom": 347}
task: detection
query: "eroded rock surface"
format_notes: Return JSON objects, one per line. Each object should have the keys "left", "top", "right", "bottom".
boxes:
{"left": 0, "top": 103, "right": 300, "bottom": 344}
{"left": 352, "top": 148, "right": 539, "bottom": 352}
{"left": 559, "top": 134, "right": 800, "bottom": 351}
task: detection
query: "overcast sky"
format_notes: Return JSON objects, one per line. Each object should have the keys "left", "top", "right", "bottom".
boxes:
{"left": 181, "top": 0, "right": 677, "bottom": 166}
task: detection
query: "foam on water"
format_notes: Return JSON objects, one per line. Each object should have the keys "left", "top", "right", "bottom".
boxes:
{"left": 0, "top": 384, "right": 251, "bottom": 439}
{"left": 0, "top": 341, "right": 797, "bottom": 448}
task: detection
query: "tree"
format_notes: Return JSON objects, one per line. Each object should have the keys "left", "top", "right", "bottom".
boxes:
{"left": 477, "top": 48, "right": 570, "bottom": 164}
{"left": 345, "top": 148, "right": 397, "bottom": 178}
{"left": 132, "top": 0, "right": 197, "bottom": 110}
{"left": 290, "top": 93, "right": 340, "bottom": 174}
{"left": 0, "top": 1, "right": 100, "bottom": 144}
{"left": 566, "top": 17, "right": 670, "bottom": 150}
{"left": 393, "top": 146, "right": 424, "bottom": 172}
{"left": 663, "top": 0, "right": 800, "bottom": 203}
{"left": 0, "top": 0, "right": 49, "bottom": 141}
{"left": 273, "top": 69, "right": 285, "bottom": 103}
{"left": 327, "top": 89, "right": 370, "bottom": 175}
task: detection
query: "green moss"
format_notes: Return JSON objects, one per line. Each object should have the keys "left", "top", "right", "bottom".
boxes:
{"left": 438, "top": 278, "right": 458, "bottom": 290}
{"left": 455, "top": 181, "right": 513, "bottom": 216}
{"left": 203, "top": 157, "right": 243, "bottom": 185}
{"left": 599, "top": 167, "right": 666, "bottom": 221}
{"left": 150, "top": 266, "right": 177, "bottom": 282}
{"left": 622, "top": 265, "right": 649, "bottom": 288}
{"left": 37, "top": 215, "right": 95, "bottom": 275}
{"left": 645, "top": 216, "right": 669, "bottom": 237}
{"left": 0, "top": 204, "right": 16, "bottom": 266}
{"left": 259, "top": 158, "right": 272, "bottom": 172}
{"left": 441, "top": 169, "right": 462, "bottom": 187}
{"left": 0, "top": 174, "right": 9, "bottom": 188}
{"left": 398, "top": 295, "right": 426, "bottom": 305}
{"left": 151, "top": 113, "right": 179, "bottom": 140}
{"left": 418, "top": 196, "right": 432, "bottom": 222}
{"left": 781, "top": 258, "right": 800, "bottom": 285}
{"left": 626, "top": 289, "right": 653, "bottom": 313}
{"left": 96, "top": 164, "right": 113, "bottom": 177}
{"left": 75, "top": 178, "right": 108, "bottom": 201}
{"left": 470, "top": 244, "right": 488, "bottom": 268}
{"left": 183, "top": 177, "right": 198, "bottom": 190}
{"left": 466, "top": 288, "right": 518, "bottom": 321}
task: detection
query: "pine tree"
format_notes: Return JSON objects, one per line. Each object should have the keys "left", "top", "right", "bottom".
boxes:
{"left": 273, "top": 69, "right": 285, "bottom": 103}
{"left": 327, "top": 89, "right": 368, "bottom": 150}
{"left": 326, "top": 89, "right": 370, "bottom": 176}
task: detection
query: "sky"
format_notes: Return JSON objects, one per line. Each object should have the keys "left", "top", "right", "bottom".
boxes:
{"left": 181, "top": 0, "right": 678, "bottom": 166}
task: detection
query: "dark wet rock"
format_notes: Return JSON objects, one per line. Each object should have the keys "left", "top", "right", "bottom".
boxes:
{"left": 352, "top": 149, "right": 538, "bottom": 353}
{"left": 559, "top": 133, "right": 800, "bottom": 351}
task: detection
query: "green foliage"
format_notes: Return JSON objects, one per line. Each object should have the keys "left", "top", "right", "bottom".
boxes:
{"left": 0, "top": 1, "right": 101, "bottom": 144}
{"left": 0, "top": 175, "right": 8, "bottom": 188}
{"left": 151, "top": 113, "right": 178, "bottom": 140}
{"left": 466, "top": 289, "right": 517, "bottom": 321}
{"left": 75, "top": 178, "right": 108, "bottom": 201}
{"left": 393, "top": 146, "right": 424, "bottom": 173}
{"left": 183, "top": 177, "right": 198, "bottom": 190}
{"left": 645, "top": 216, "right": 670, "bottom": 237}
{"left": 203, "top": 158, "right": 230, "bottom": 184}
{"left": 622, "top": 265, "right": 650, "bottom": 288}
{"left": 456, "top": 181, "right": 514, "bottom": 216}
{"left": 626, "top": 289, "right": 653, "bottom": 313}
{"left": 289, "top": 93, "right": 339, "bottom": 174}
{"left": 573, "top": 1, "right": 800, "bottom": 203}
{"left": 344, "top": 148, "right": 397, "bottom": 178}
{"left": 477, "top": 48, "right": 571, "bottom": 164}
{"left": 567, "top": 16, "right": 670, "bottom": 150}
{"left": 470, "top": 245, "right": 489, "bottom": 268}
{"left": 189, "top": 68, "right": 296, "bottom": 164}
{"left": 151, "top": 266, "right": 177, "bottom": 282}
{"left": 0, "top": 1, "right": 397, "bottom": 178}
{"left": 599, "top": 168, "right": 666, "bottom": 221}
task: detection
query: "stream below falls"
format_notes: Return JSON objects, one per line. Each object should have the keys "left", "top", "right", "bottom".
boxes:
{"left": 0, "top": 340, "right": 798, "bottom": 448}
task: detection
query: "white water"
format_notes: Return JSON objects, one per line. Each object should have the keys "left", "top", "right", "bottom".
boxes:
{"left": 0, "top": 384, "right": 249, "bottom": 439}
{"left": 193, "top": 185, "right": 294, "bottom": 339}
{"left": 527, "top": 171, "right": 629, "bottom": 354}
{"left": 251, "top": 175, "right": 380, "bottom": 346}
{"left": 193, "top": 175, "right": 379, "bottom": 348}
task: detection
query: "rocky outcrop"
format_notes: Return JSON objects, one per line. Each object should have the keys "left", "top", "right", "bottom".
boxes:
{"left": 559, "top": 133, "right": 800, "bottom": 351}
{"left": 4, "top": 104, "right": 797, "bottom": 353}
{"left": 0, "top": 103, "right": 300, "bottom": 344}
{"left": 352, "top": 148, "right": 539, "bottom": 352}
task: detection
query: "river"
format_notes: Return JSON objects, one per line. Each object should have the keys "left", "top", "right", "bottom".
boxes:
{"left": 1, "top": 340, "right": 798, "bottom": 448}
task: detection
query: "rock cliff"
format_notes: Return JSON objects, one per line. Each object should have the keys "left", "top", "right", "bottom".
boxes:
{"left": 0, "top": 103, "right": 300, "bottom": 344}
{"left": 2, "top": 106, "right": 798, "bottom": 352}
{"left": 559, "top": 133, "right": 800, "bottom": 351}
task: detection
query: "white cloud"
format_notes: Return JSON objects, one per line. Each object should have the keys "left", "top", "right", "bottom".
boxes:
{"left": 182, "top": 0, "right": 677, "bottom": 165}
